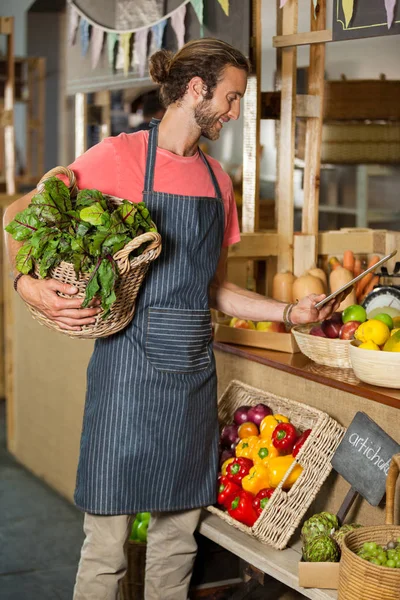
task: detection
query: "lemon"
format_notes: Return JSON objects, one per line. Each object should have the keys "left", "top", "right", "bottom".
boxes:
{"left": 391, "top": 328, "right": 400, "bottom": 337}
{"left": 383, "top": 330, "right": 400, "bottom": 352}
{"left": 359, "top": 341, "right": 381, "bottom": 351}
{"left": 373, "top": 313, "right": 393, "bottom": 330}
{"left": 354, "top": 319, "right": 390, "bottom": 346}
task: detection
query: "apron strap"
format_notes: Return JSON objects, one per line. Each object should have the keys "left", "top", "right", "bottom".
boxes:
{"left": 143, "top": 120, "right": 222, "bottom": 199}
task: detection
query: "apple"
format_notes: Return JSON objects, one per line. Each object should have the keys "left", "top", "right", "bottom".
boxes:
{"left": 309, "top": 325, "right": 327, "bottom": 338}
{"left": 321, "top": 318, "right": 342, "bottom": 339}
{"left": 331, "top": 312, "right": 343, "bottom": 323}
{"left": 256, "top": 321, "right": 286, "bottom": 333}
{"left": 339, "top": 320, "right": 361, "bottom": 340}
{"left": 233, "top": 319, "right": 256, "bottom": 330}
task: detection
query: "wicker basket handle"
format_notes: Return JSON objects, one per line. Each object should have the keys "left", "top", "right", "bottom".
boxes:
{"left": 385, "top": 453, "right": 400, "bottom": 525}
{"left": 37, "top": 166, "right": 78, "bottom": 197}
{"left": 113, "top": 228, "right": 161, "bottom": 274}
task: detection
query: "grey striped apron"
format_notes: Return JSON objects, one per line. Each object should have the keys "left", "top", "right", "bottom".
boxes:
{"left": 74, "top": 121, "right": 225, "bottom": 514}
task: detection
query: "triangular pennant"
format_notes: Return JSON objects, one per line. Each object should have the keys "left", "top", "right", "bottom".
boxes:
{"left": 107, "top": 32, "right": 118, "bottom": 68}
{"left": 279, "top": 0, "right": 289, "bottom": 7}
{"left": 171, "top": 4, "right": 187, "bottom": 49}
{"left": 91, "top": 27, "right": 104, "bottom": 69}
{"left": 384, "top": 0, "right": 397, "bottom": 28}
{"left": 119, "top": 32, "right": 132, "bottom": 76}
{"left": 151, "top": 20, "right": 167, "bottom": 52}
{"left": 68, "top": 5, "right": 79, "bottom": 46}
{"left": 190, "top": 0, "right": 204, "bottom": 36}
{"left": 134, "top": 29, "right": 149, "bottom": 77}
{"left": 79, "top": 19, "right": 90, "bottom": 57}
{"left": 312, "top": 0, "right": 318, "bottom": 19}
{"left": 342, "top": 0, "right": 355, "bottom": 28}
{"left": 217, "top": 0, "right": 230, "bottom": 15}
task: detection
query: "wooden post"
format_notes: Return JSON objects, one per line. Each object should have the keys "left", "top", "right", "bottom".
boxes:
{"left": 2, "top": 17, "right": 15, "bottom": 195}
{"left": 37, "top": 57, "right": 46, "bottom": 178}
{"left": 75, "top": 92, "right": 87, "bottom": 158}
{"left": 301, "top": 0, "right": 326, "bottom": 271}
{"left": 276, "top": 1, "right": 298, "bottom": 272}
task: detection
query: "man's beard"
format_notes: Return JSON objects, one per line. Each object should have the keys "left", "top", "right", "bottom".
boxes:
{"left": 194, "top": 101, "right": 221, "bottom": 141}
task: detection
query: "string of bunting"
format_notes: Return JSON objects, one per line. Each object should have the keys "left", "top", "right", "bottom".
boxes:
{"left": 67, "top": 0, "right": 230, "bottom": 76}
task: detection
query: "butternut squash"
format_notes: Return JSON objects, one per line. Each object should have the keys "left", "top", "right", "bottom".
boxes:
{"left": 307, "top": 267, "right": 327, "bottom": 291}
{"left": 292, "top": 274, "right": 325, "bottom": 302}
{"left": 272, "top": 271, "right": 296, "bottom": 303}
{"left": 329, "top": 266, "right": 357, "bottom": 310}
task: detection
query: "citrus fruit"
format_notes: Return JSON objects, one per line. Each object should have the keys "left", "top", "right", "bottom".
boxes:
{"left": 342, "top": 304, "right": 367, "bottom": 324}
{"left": 358, "top": 341, "right": 381, "bottom": 351}
{"left": 383, "top": 331, "right": 400, "bottom": 352}
{"left": 238, "top": 421, "right": 259, "bottom": 439}
{"left": 391, "top": 327, "right": 400, "bottom": 337}
{"left": 354, "top": 319, "right": 390, "bottom": 346}
{"left": 373, "top": 313, "right": 393, "bottom": 330}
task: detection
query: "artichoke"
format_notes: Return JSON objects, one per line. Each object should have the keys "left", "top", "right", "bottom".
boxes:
{"left": 301, "top": 512, "right": 339, "bottom": 543}
{"left": 332, "top": 523, "right": 363, "bottom": 548}
{"left": 303, "top": 534, "right": 340, "bottom": 563}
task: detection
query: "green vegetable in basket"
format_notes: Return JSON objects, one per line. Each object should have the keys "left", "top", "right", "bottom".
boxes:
{"left": 302, "top": 534, "right": 340, "bottom": 562}
{"left": 5, "top": 177, "right": 157, "bottom": 316}
{"left": 301, "top": 512, "right": 339, "bottom": 543}
{"left": 332, "top": 523, "right": 363, "bottom": 548}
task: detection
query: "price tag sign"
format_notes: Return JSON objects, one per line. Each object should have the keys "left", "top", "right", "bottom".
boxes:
{"left": 331, "top": 412, "right": 400, "bottom": 506}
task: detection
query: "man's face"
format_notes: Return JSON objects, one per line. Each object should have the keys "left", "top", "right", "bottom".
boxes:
{"left": 194, "top": 66, "right": 247, "bottom": 141}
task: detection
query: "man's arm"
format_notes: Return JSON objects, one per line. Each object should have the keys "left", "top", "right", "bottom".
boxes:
{"left": 209, "top": 248, "right": 341, "bottom": 325}
{"left": 3, "top": 191, "right": 101, "bottom": 332}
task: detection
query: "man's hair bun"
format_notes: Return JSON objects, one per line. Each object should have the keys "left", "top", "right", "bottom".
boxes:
{"left": 149, "top": 50, "right": 173, "bottom": 84}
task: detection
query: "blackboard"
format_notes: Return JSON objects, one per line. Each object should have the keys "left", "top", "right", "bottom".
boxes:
{"left": 331, "top": 412, "right": 400, "bottom": 506}
{"left": 333, "top": 0, "right": 400, "bottom": 41}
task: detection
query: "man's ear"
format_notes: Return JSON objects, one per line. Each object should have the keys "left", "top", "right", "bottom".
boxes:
{"left": 187, "top": 76, "right": 208, "bottom": 102}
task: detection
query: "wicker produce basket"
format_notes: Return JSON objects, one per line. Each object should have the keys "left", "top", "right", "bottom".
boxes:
{"left": 26, "top": 166, "right": 162, "bottom": 339}
{"left": 207, "top": 380, "right": 345, "bottom": 549}
{"left": 338, "top": 454, "right": 400, "bottom": 600}
{"left": 292, "top": 324, "right": 352, "bottom": 369}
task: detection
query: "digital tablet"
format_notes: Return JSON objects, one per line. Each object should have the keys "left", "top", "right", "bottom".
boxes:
{"left": 314, "top": 249, "right": 398, "bottom": 310}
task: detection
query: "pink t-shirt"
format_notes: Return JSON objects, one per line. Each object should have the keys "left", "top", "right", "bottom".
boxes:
{"left": 68, "top": 131, "right": 241, "bottom": 248}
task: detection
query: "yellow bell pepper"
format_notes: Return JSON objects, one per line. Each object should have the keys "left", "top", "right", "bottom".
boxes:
{"left": 260, "top": 414, "right": 290, "bottom": 440}
{"left": 221, "top": 457, "right": 235, "bottom": 475}
{"left": 274, "top": 414, "right": 290, "bottom": 424}
{"left": 241, "top": 464, "right": 271, "bottom": 495}
{"left": 251, "top": 438, "right": 279, "bottom": 465}
{"left": 235, "top": 436, "right": 259, "bottom": 459}
{"left": 267, "top": 455, "right": 303, "bottom": 489}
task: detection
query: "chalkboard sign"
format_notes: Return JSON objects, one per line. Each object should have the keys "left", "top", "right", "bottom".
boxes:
{"left": 331, "top": 412, "right": 400, "bottom": 506}
{"left": 333, "top": 0, "right": 400, "bottom": 41}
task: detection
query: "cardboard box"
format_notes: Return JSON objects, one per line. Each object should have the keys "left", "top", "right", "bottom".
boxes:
{"left": 298, "top": 561, "right": 340, "bottom": 589}
{"left": 213, "top": 323, "right": 300, "bottom": 354}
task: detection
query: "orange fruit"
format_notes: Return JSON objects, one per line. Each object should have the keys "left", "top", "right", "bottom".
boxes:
{"left": 238, "top": 421, "right": 259, "bottom": 439}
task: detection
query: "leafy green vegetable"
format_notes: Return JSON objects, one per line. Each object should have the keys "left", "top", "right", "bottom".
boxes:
{"left": 5, "top": 177, "right": 156, "bottom": 316}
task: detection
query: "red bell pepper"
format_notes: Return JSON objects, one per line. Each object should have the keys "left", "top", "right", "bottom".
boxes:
{"left": 292, "top": 429, "right": 312, "bottom": 457}
{"left": 252, "top": 488, "right": 274, "bottom": 517}
{"left": 226, "top": 457, "right": 253, "bottom": 485}
{"left": 217, "top": 475, "right": 241, "bottom": 509}
{"left": 228, "top": 490, "right": 258, "bottom": 527}
{"left": 272, "top": 422, "right": 297, "bottom": 453}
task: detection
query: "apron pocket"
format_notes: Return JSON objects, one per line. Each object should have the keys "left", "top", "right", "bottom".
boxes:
{"left": 146, "top": 307, "right": 212, "bottom": 373}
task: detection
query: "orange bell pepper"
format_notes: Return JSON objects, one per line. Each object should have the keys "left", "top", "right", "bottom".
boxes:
{"left": 241, "top": 464, "right": 271, "bottom": 496}
{"left": 267, "top": 455, "right": 303, "bottom": 489}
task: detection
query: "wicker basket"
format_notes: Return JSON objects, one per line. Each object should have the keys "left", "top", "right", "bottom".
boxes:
{"left": 338, "top": 454, "right": 400, "bottom": 600}
{"left": 349, "top": 341, "right": 400, "bottom": 389}
{"left": 207, "top": 380, "right": 345, "bottom": 549}
{"left": 26, "top": 166, "right": 162, "bottom": 339}
{"left": 292, "top": 324, "right": 352, "bottom": 369}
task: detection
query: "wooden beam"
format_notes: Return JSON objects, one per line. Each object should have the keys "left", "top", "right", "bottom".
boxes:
{"left": 301, "top": 0, "right": 326, "bottom": 273}
{"left": 4, "top": 17, "right": 15, "bottom": 195}
{"left": 319, "top": 230, "right": 375, "bottom": 256}
{"left": 228, "top": 233, "right": 279, "bottom": 259}
{"left": 0, "top": 17, "right": 13, "bottom": 35}
{"left": 273, "top": 29, "right": 332, "bottom": 48}
{"left": 323, "top": 80, "right": 400, "bottom": 121}
{"left": 293, "top": 234, "right": 317, "bottom": 277}
{"left": 276, "top": 0, "right": 298, "bottom": 272}
{"left": 261, "top": 92, "right": 321, "bottom": 119}
{"left": 75, "top": 92, "right": 87, "bottom": 158}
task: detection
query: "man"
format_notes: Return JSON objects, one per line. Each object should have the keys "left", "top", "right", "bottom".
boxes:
{"left": 4, "top": 39, "right": 339, "bottom": 600}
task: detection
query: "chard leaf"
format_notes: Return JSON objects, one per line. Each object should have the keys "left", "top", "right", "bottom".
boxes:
{"left": 76, "top": 222, "right": 92, "bottom": 237}
{"left": 100, "top": 212, "right": 111, "bottom": 228}
{"left": 116, "top": 201, "right": 137, "bottom": 226}
{"left": 80, "top": 203, "right": 105, "bottom": 226}
{"left": 71, "top": 237, "right": 86, "bottom": 253}
{"left": 98, "top": 258, "right": 118, "bottom": 314}
{"left": 82, "top": 266, "right": 100, "bottom": 308}
{"left": 103, "top": 233, "right": 130, "bottom": 254}
{"left": 76, "top": 189, "right": 107, "bottom": 210}
{"left": 31, "top": 190, "right": 64, "bottom": 224}
{"left": 16, "top": 242, "right": 34, "bottom": 274}
{"left": 45, "top": 177, "right": 72, "bottom": 212}
{"left": 5, "top": 210, "right": 41, "bottom": 240}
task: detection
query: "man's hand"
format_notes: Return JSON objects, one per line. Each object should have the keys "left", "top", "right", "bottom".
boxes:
{"left": 17, "top": 275, "right": 102, "bottom": 332}
{"left": 290, "top": 292, "right": 346, "bottom": 326}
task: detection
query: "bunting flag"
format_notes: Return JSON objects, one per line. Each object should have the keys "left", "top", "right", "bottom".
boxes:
{"left": 384, "top": 0, "right": 397, "bottom": 28}
{"left": 119, "top": 32, "right": 132, "bottom": 76}
{"left": 134, "top": 29, "right": 150, "bottom": 77}
{"left": 280, "top": 0, "right": 289, "bottom": 7}
{"left": 151, "top": 20, "right": 167, "bottom": 53}
{"left": 91, "top": 27, "right": 104, "bottom": 69}
{"left": 217, "top": 0, "right": 230, "bottom": 16}
{"left": 107, "top": 32, "right": 118, "bottom": 68}
{"left": 190, "top": 0, "right": 204, "bottom": 36}
{"left": 342, "top": 0, "right": 355, "bottom": 28}
{"left": 68, "top": 5, "right": 79, "bottom": 45}
{"left": 79, "top": 19, "right": 90, "bottom": 57}
{"left": 171, "top": 4, "right": 187, "bottom": 49}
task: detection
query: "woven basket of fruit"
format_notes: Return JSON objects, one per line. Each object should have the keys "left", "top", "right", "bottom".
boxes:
{"left": 292, "top": 321, "right": 353, "bottom": 369}
{"left": 207, "top": 380, "right": 345, "bottom": 549}
{"left": 5, "top": 166, "right": 162, "bottom": 339}
{"left": 338, "top": 454, "right": 400, "bottom": 600}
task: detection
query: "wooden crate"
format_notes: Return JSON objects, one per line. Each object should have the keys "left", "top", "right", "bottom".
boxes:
{"left": 214, "top": 323, "right": 300, "bottom": 354}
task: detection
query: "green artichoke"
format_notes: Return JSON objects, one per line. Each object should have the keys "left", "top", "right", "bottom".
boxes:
{"left": 303, "top": 534, "right": 340, "bottom": 563}
{"left": 301, "top": 512, "right": 339, "bottom": 543}
{"left": 332, "top": 523, "right": 363, "bottom": 548}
